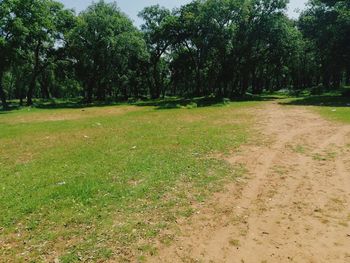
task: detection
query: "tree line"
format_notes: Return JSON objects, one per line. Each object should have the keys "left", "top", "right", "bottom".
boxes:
{"left": 0, "top": 0, "right": 349, "bottom": 108}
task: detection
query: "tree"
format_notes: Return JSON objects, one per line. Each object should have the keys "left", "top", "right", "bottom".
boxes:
{"left": 1, "top": 0, "right": 75, "bottom": 106}
{"left": 69, "top": 1, "right": 148, "bottom": 102}
{"left": 1, "top": 0, "right": 347, "bottom": 106}
{"left": 299, "top": 0, "right": 350, "bottom": 89}
{"left": 0, "top": 0, "right": 26, "bottom": 108}
{"left": 139, "top": 5, "right": 175, "bottom": 99}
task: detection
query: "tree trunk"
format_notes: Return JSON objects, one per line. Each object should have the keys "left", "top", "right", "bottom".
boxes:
{"left": 27, "top": 42, "right": 41, "bottom": 106}
{"left": 265, "top": 78, "right": 271, "bottom": 92}
{"left": 86, "top": 78, "right": 94, "bottom": 103}
{"left": 332, "top": 71, "right": 341, "bottom": 89}
{"left": 152, "top": 63, "right": 161, "bottom": 99}
{"left": 230, "top": 77, "right": 239, "bottom": 98}
{"left": 251, "top": 70, "right": 259, "bottom": 94}
{"left": 195, "top": 68, "right": 201, "bottom": 97}
{"left": 255, "top": 77, "right": 264, "bottom": 95}
{"left": 322, "top": 72, "right": 330, "bottom": 89}
{"left": 0, "top": 70, "right": 8, "bottom": 109}
{"left": 27, "top": 75, "right": 37, "bottom": 106}
{"left": 40, "top": 79, "right": 50, "bottom": 99}
{"left": 241, "top": 69, "right": 249, "bottom": 96}
{"left": 0, "top": 84, "right": 7, "bottom": 109}
{"left": 96, "top": 82, "right": 106, "bottom": 101}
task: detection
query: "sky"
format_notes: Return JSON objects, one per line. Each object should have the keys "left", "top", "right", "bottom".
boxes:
{"left": 58, "top": 0, "right": 308, "bottom": 26}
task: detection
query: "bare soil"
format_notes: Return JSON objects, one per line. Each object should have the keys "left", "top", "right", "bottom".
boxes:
{"left": 149, "top": 102, "right": 350, "bottom": 263}
{"left": 0, "top": 106, "right": 138, "bottom": 124}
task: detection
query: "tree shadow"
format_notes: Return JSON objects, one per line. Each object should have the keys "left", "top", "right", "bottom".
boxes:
{"left": 35, "top": 101, "right": 126, "bottom": 110}
{"left": 279, "top": 95, "right": 350, "bottom": 107}
{"left": 0, "top": 107, "right": 19, "bottom": 114}
{"left": 134, "top": 95, "right": 278, "bottom": 110}
{"left": 0, "top": 95, "right": 278, "bottom": 113}
{"left": 0, "top": 99, "right": 126, "bottom": 113}
{"left": 135, "top": 97, "right": 226, "bottom": 109}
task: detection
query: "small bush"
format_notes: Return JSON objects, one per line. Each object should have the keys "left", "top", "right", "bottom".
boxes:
{"left": 186, "top": 102, "right": 198, "bottom": 109}
{"left": 289, "top": 89, "right": 303, "bottom": 97}
{"left": 310, "top": 85, "right": 324, "bottom": 95}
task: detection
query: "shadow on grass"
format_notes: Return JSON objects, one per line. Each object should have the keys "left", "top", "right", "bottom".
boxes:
{"left": 35, "top": 100, "right": 126, "bottom": 110}
{"left": 0, "top": 105, "right": 21, "bottom": 113}
{"left": 0, "top": 99, "right": 126, "bottom": 113}
{"left": 135, "top": 95, "right": 278, "bottom": 110}
{"left": 280, "top": 95, "right": 350, "bottom": 107}
{"left": 0, "top": 95, "right": 278, "bottom": 113}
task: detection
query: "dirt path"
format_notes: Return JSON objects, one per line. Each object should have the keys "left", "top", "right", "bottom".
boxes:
{"left": 149, "top": 102, "right": 350, "bottom": 263}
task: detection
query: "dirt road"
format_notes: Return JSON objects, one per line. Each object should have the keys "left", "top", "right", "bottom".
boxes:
{"left": 150, "top": 102, "right": 350, "bottom": 263}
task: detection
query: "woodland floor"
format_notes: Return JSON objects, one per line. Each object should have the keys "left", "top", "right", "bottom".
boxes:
{"left": 150, "top": 101, "right": 350, "bottom": 263}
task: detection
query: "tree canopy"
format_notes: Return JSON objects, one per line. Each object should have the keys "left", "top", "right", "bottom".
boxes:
{"left": 0, "top": 0, "right": 349, "bottom": 107}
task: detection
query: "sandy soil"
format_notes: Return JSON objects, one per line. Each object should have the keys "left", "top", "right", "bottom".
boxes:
{"left": 149, "top": 102, "right": 350, "bottom": 263}
{"left": 0, "top": 106, "right": 139, "bottom": 124}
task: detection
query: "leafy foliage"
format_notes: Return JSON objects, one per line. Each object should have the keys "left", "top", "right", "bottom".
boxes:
{"left": 0, "top": 0, "right": 349, "bottom": 108}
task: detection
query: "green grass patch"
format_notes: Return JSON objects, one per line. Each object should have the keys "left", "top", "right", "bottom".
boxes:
{"left": 317, "top": 107, "right": 350, "bottom": 124}
{"left": 0, "top": 100, "right": 258, "bottom": 261}
{"left": 280, "top": 94, "right": 350, "bottom": 124}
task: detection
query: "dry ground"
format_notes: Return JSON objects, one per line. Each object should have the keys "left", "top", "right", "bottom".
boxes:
{"left": 150, "top": 102, "right": 350, "bottom": 263}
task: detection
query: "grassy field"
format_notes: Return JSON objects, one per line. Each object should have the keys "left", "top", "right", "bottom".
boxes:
{"left": 0, "top": 99, "right": 258, "bottom": 262}
{"left": 318, "top": 106, "right": 350, "bottom": 123}
{"left": 283, "top": 94, "right": 350, "bottom": 124}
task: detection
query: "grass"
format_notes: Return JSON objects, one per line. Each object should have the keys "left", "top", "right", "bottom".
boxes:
{"left": 280, "top": 93, "right": 350, "bottom": 124}
{"left": 317, "top": 107, "right": 350, "bottom": 124}
{"left": 0, "top": 100, "right": 258, "bottom": 262}
{"left": 228, "top": 239, "right": 240, "bottom": 247}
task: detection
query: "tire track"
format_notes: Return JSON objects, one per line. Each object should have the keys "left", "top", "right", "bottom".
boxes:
{"left": 149, "top": 102, "right": 350, "bottom": 263}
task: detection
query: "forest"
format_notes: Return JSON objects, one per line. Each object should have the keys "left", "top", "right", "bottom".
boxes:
{"left": 0, "top": 0, "right": 349, "bottom": 109}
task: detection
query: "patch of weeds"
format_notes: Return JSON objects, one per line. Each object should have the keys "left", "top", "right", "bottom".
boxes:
{"left": 326, "top": 151, "right": 337, "bottom": 159}
{"left": 137, "top": 244, "right": 158, "bottom": 258}
{"left": 194, "top": 194, "right": 206, "bottom": 203}
{"left": 292, "top": 144, "right": 307, "bottom": 154}
{"left": 229, "top": 239, "right": 240, "bottom": 247}
{"left": 94, "top": 247, "right": 113, "bottom": 260}
{"left": 239, "top": 228, "right": 248, "bottom": 237}
{"left": 186, "top": 102, "right": 198, "bottom": 109}
{"left": 59, "top": 252, "right": 81, "bottom": 263}
{"left": 272, "top": 165, "right": 289, "bottom": 176}
{"left": 234, "top": 164, "right": 248, "bottom": 177}
{"left": 159, "top": 234, "right": 175, "bottom": 246}
{"left": 179, "top": 208, "right": 195, "bottom": 218}
{"left": 312, "top": 153, "right": 327, "bottom": 161}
